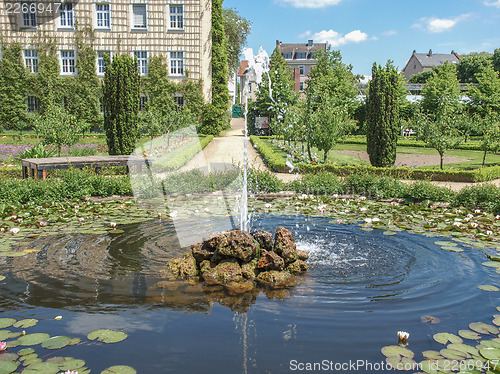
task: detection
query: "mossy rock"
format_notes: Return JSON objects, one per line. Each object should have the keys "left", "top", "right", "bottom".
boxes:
{"left": 274, "top": 227, "right": 298, "bottom": 264}
{"left": 216, "top": 230, "right": 257, "bottom": 262}
{"left": 201, "top": 259, "right": 244, "bottom": 286}
{"left": 255, "top": 270, "right": 298, "bottom": 289}
{"left": 286, "top": 260, "right": 308, "bottom": 274}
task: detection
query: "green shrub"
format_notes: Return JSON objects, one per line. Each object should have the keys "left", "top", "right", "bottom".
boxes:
{"left": 454, "top": 184, "right": 500, "bottom": 213}
{"left": 288, "top": 172, "right": 345, "bottom": 195}
{"left": 404, "top": 180, "right": 455, "bottom": 202}
{"left": 16, "top": 144, "right": 56, "bottom": 160}
{"left": 248, "top": 169, "right": 283, "bottom": 193}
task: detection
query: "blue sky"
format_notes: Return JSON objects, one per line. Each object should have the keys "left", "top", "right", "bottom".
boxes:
{"left": 223, "top": 0, "right": 500, "bottom": 77}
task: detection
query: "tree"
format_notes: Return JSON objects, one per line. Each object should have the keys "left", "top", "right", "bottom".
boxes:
{"left": 254, "top": 46, "right": 297, "bottom": 130}
{"left": 103, "top": 54, "right": 140, "bottom": 155}
{"left": 467, "top": 65, "right": 500, "bottom": 116}
{"left": 421, "top": 61, "right": 461, "bottom": 116}
{"left": 304, "top": 46, "right": 357, "bottom": 161}
{"left": 0, "top": 41, "right": 29, "bottom": 133}
{"left": 493, "top": 48, "right": 500, "bottom": 73}
{"left": 365, "top": 61, "right": 405, "bottom": 167}
{"left": 408, "top": 70, "right": 434, "bottom": 84}
{"left": 32, "top": 103, "right": 84, "bottom": 156}
{"left": 475, "top": 113, "right": 500, "bottom": 167}
{"left": 223, "top": 7, "right": 251, "bottom": 76}
{"left": 456, "top": 52, "right": 493, "bottom": 83}
{"left": 200, "top": 0, "right": 230, "bottom": 135}
{"left": 283, "top": 99, "right": 307, "bottom": 152}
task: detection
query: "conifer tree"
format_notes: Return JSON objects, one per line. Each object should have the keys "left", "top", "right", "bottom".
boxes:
{"left": 366, "top": 61, "right": 404, "bottom": 167}
{"left": 103, "top": 54, "right": 140, "bottom": 155}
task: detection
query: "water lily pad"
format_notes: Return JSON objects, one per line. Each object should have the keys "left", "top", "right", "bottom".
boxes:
{"left": 0, "top": 360, "right": 19, "bottom": 374}
{"left": 21, "top": 361, "right": 59, "bottom": 374}
{"left": 447, "top": 343, "right": 478, "bottom": 356}
{"left": 101, "top": 365, "right": 136, "bottom": 374}
{"left": 470, "top": 322, "right": 499, "bottom": 335}
{"left": 478, "top": 285, "right": 500, "bottom": 292}
{"left": 434, "top": 332, "right": 463, "bottom": 345}
{"left": 17, "top": 332, "right": 50, "bottom": 346}
{"left": 0, "top": 252, "right": 27, "bottom": 257}
{"left": 482, "top": 261, "right": 500, "bottom": 268}
{"left": 421, "top": 315, "right": 441, "bottom": 324}
{"left": 13, "top": 319, "right": 38, "bottom": 329}
{"left": 47, "top": 357, "right": 85, "bottom": 371}
{"left": 0, "top": 330, "right": 20, "bottom": 340}
{"left": 381, "top": 345, "right": 414, "bottom": 358}
{"left": 440, "top": 348, "right": 468, "bottom": 360}
{"left": 41, "top": 336, "right": 71, "bottom": 350}
{"left": 422, "top": 350, "right": 443, "bottom": 360}
{"left": 18, "top": 348, "right": 35, "bottom": 356}
{"left": 19, "top": 353, "right": 38, "bottom": 362}
{"left": 69, "top": 337, "right": 81, "bottom": 345}
{"left": 87, "top": 329, "right": 127, "bottom": 344}
{"left": 420, "top": 360, "right": 438, "bottom": 374}
{"left": 459, "top": 330, "right": 482, "bottom": 340}
{"left": 435, "top": 241, "right": 457, "bottom": 246}
{"left": 479, "top": 347, "right": 500, "bottom": 361}
{"left": 383, "top": 231, "right": 397, "bottom": 236}
{"left": 0, "top": 353, "right": 18, "bottom": 362}
{"left": 442, "top": 246, "right": 464, "bottom": 252}
{"left": 0, "top": 319, "right": 16, "bottom": 329}
{"left": 0, "top": 276, "right": 5, "bottom": 281}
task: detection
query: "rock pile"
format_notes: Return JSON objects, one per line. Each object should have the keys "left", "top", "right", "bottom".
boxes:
{"left": 166, "top": 227, "right": 308, "bottom": 294}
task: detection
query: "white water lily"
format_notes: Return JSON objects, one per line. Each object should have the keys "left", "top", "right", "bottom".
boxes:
{"left": 475, "top": 209, "right": 481, "bottom": 214}
{"left": 365, "top": 218, "right": 372, "bottom": 224}
{"left": 10, "top": 228, "right": 20, "bottom": 235}
{"left": 372, "top": 217, "right": 380, "bottom": 222}
{"left": 360, "top": 207, "right": 368, "bottom": 212}
{"left": 265, "top": 203, "right": 272, "bottom": 209}
{"left": 110, "top": 222, "right": 117, "bottom": 228}
{"left": 359, "top": 196, "right": 366, "bottom": 200}
{"left": 398, "top": 331, "right": 409, "bottom": 342}
{"left": 487, "top": 230, "right": 493, "bottom": 236}
{"left": 453, "top": 222, "right": 462, "bottom": 227}
{"left": 470, "top": 222, "right": 479, "bottom": 228}
{"left": 170, "top": 211, "right": 178, "bottom": 218}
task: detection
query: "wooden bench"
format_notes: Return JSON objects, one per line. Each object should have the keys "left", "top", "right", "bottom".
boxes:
{"left": 22, "top": 155, "right": 153, "bottom": 179}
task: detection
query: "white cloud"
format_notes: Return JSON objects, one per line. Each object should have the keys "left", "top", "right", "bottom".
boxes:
{"left": 276, "top": 0, "right": 343, "bottom": 8}
{"left": 412, "top": 14, "right": 472, "bottom": 33}
{"left": 300, "top": 29, "right": 371, "bottom": 47}
{"left": 484, "top": 0, "right": 500, "bottom": 7}
{"left": 382, "top": 30, "right": 398, "bottom": 36}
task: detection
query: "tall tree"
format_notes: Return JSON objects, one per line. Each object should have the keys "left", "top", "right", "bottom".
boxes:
{"left": 467, "top": 65, "right": 500, "bottom": 116}
{"left": 33, "top": 34, "right": 62, "bottom": 112}
{"left": 103, "top": 54, "right": 140, "bottom": 155}
{"left": 223, "top": 7, "right": 251, "bottom": 76}
{"left": 0, "top": 41, "right": 28, "bottom": 133}
{"left": 254, "top": 46, "right": 297, "bottom": 128}
{"left": 421, "top": 61, "right": 461, "bottom": 117}
{"left": 493, "top": 48, "right": 500, "bottom": 73}
{"left": 200, "top": 0, "right": 229, "bottom": 135}
{"left": 456, "top": 52, "right": 493, "bottom": 83}
{"left": 366, "top": 61, "right": 405, "bottom": 167}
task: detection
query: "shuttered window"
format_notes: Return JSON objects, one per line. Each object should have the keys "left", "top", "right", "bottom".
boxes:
{"left": 132, "top": 4, "right": 146, "bottom": 28}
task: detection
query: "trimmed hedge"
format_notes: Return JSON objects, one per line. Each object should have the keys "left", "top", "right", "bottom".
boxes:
{"left": 250, "top": 136, "right": 500, "bottom": 182}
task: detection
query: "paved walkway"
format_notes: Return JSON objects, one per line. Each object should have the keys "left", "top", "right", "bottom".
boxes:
{"left": 182, "top": 118, "right": 500, "bottom": 190}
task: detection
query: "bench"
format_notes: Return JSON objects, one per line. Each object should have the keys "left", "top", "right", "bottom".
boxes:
{"left": 22, "top": 155, "right": 153, "bottom": 179}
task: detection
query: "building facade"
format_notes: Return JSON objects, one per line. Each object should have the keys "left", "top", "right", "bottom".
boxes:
{"left": 0, "top": 0, "right": 212, "bottom": 101}
{"left": 276, "top": 39, "right": 327, "bottom": 92}
{"left": 237, "top": 60, "right": 257, "bottom": 104}
{"left": 402, "top": 49, "right": 460, "bottom": 81}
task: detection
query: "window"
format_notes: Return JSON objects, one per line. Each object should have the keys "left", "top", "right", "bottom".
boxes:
{"left": 134, "top": 51, "right": 148, "bottom": 75}
{"left": 295, "top": 52, "right": 306, "bottom": 59}
{"left": 24, "top": 49, "right": 38, "bottom": 73}
{"left": 26, "top": 95, "right": 39, "bottom": 112}
{"left": 282, "top": 52, "right": 292, "bottom": 59}
{"left": 95, "top": 3, "right": 110, "bottom": 29}
{"left": 169, "top": 51, "right": 184, "bottom": 76}
{"left": 60, "top": 50, "right": 76, "bottom": 74}
{"left": 299, "top": 65, "right": 305, "bottom": 76}
{"left": 21, "top": 2, "right": 37, "bottom": 28}
{"left": 131, "top": 4, "right": 147, "bottom": 29}
{"left": 169, "top": 5, "right": 183, "bottom": 29}
{"left": 299, "top": 82, "right": 304, "bottom": 91}
{"left": 97, "top": 51, "right": 111, "bottom": 75}
{"left": 174, "top": 95, "right": 184, "bottom": 107}
{"left": 139, "top": 95, "right": 149, "bottom": 111}
{"left": 59, "top": 3, "right": 74, "bottom": 28}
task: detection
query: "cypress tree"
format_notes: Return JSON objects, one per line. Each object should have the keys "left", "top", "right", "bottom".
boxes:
{"left": 366, "top": 61, "right": 404, "bottom": 167}
{"left": 103, "top": 54, "right": 140, "bottom": 155}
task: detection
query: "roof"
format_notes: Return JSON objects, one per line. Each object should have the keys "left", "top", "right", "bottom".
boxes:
{"left": 276, "top": 40, "right": 327, "bottom": 59}
{"left": 413, "top": 50, "right": 460, "bottom": 68}
{"left": 237, "top": 60, "right": 249, "bottom": 77}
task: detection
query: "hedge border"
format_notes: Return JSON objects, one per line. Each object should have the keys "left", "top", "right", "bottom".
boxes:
{"left": 250, "top": 136, "right": 500, "bottom": 183}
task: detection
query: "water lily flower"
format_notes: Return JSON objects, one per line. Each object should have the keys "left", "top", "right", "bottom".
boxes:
{"left": 17, "top": 218, "right": 23, "bottom": 223}
{"left": 430, "top": 205, "right": 436, "bottom": 210}
{"left": 360, "top": 207, "right": 368, "bottom": 212}
{"left": 470, "top": 222, "right": 478, "bottom": 228}
{"left": 333, "top": 194, "right": 339, "bottom": 198}
{"left": 74, "top": 206, "right": 79, "bottom": 210}
{"left": 496, "top": 215, "right": 500, "bottom": 220}
{"left": 63, "top": 371, "right": 78, "bottom": 374}
{"left": 453, "top": 222, "right": 462, "bottom": 227}
{"left": 217, "top": 196, "right": 223, "bottom": 200}
{"left": 54, "top": 316, "right": 62, "bottom": 320}
{"left": 158, "top": 212, "right": 162, "bottom": 218}
{"left": 398, "top": 331, "right": 409, "bottom": 343}
{"left": 0, "top": 341, "right": 6, "bottom": 351}
{"left": 78, "top": 217, "right": 84, "bottom": 223}
{"left": 40, "top": 221, "right": 46, "bottom": 227}
{"left": 170, "top": 211, "right": 178, "bottom": 218}
{"left": 475, "top": 209, "right": 481, "bottom": 214}
{"left": 204, "top": 208, "right": 210, "bottom": 212}
{"left": 372, "top": 217, "right": 380, "bottom": 222}
{"left": 365, "top": 218, "right": 372, "bottom": 224}
{"left": 85, "top": 197, "right": 91, "bottom": 201}
{"left": 0, "top": 228, "right": 4, "bottom": 232}
{"left": 318, "top": 205, "right": 326, "bottom": 213}
{"left": 10, "top": 215, "right": 16, "bottom": 220}
{"left": 359, "top": 196, "right": 366, "bottom": 201}
{"left": 10, "top": 228, "right": 20, "bottom": 235}
{"left": 487, "top": 230, "right": 493, "bottom": 236}
{"left": 265, "top": 203, "right": 272, "bottom": 209}
{"left": 337, "top": 219, "right": 342, "bottom": 224}
{"left": 391, "top": 201, "right": 399, "bottom": 206}
{"left": 110, "top": 222, "right": 117, "bottom": 229}
{"left": 195, "top": 209, "right": 199, "bottom": 213}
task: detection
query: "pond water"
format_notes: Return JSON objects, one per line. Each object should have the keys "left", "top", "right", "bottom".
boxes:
{"left": 0, "top": 214, "right": 497, "bottom": 373}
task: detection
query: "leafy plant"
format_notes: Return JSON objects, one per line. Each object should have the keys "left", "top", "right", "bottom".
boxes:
{"left": 16, "top": 144, "right": 56, "bottom": 160}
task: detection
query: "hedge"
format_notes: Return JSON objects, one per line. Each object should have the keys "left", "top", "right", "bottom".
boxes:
{"left": 250, "top": 136, "right": 500, "bottom": 182}
{"left": 152, "top": 135, "right": 213, "bottom": 171}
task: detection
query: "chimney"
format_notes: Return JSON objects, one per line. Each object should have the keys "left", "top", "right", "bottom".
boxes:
{"left": 412, "top": 50, "right": 416, "bottom": 54}
{"left": 307, "top": 39, "right": 313, "bottom": 47}
{"left": 428, "top": 49, "right": 433, "bottom": 56}
{"left": 276, "top": 40, "right": 281, "bottom": 47}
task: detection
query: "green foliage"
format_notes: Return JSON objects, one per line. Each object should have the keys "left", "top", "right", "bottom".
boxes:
{"left": 103, "top": 54, "right": 140, "bottom": 155}
{"left": 247, "top": 169, "right": 283, "bottom": 193}
{"left": 201, "top": 0, "right": 230, "bottom": 135}
{"left": 16, "top": 144, "right": 56, "bottom": 160}
{"left": 32, "top": 103, "right": 85, "bottom": 156}
{"left": 456, "top": 52, "right": 493, "bottom": 84}
{"left": 494, "top": 48, "right": 500, "bottom": 73}
{"left": 223, "top": 7, "right": 251, "bottom": 75}
{"left": 405, "top": 180, "right": 455, "bottom": 202}
{"left": 152, "top": 135, "right": 213, "bottom": 170}
{"left": 408, "top": 70, "right": 434, "bottom": 84}
{"left": 473, "top": 113, "right": 500, "bottom": 166}
{"left": 421, "top": 61, "right": 461, "bottom": 116}
{"left": 454, "top": 183, "right": 500, "bottom": 213}
{"left": 467, "top": 65, "right": 500, "bottom": 116}
{"left": 366, "top": 61, "right": 405, "bottom": 167}
{"left": 254, "top": 46, "right": 297, "bottom": 125}
{"left": 0, "top": 42, "right": 29, "bottom": 132}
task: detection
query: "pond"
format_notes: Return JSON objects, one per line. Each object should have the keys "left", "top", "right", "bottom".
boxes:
{"left": 0, "top": 213, "right": 498, "bottom": 373}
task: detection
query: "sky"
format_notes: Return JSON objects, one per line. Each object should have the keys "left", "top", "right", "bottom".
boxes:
{"left": 223, "top": 0, "right": 500, "bottom": 78}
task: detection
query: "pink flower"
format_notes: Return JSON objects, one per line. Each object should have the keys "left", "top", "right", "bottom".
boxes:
{"left": 63, "top": 371, "right": 78, "bottom": 374}
{"left": 39, "top": 221, "right": 46, "bottom": 227}
{"left": 74, "top": 206, "right": 79, "bottom": 210}
{"left": 391, "top": 201, "right": 398, "bottom": 206}
{"left": 85, "top": 197, "right": 91, "bottom": 201}
{"left": 337, "top": 219, "right": 342, "bottom": 224}
{"left": 0, "top": 341, "right": 6, "bottom": 351}
{"left": 10, "top": 215, "right": 16, "bottom": 220}
{"left": 430, "top": 205, "right": 436, "bottom": 210}
{"left": 78, "top": 218, "right": 84, "bottom": 223}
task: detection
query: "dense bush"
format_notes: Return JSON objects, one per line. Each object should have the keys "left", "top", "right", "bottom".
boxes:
{"left": 454, "top": 184, "right": 500, "bottom": 213}
{"left": 248, "top": 169, "right": 284, "bottom": 193}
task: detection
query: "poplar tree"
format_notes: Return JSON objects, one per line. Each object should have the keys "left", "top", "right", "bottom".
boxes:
{"left": 103, "top": 54, "right": 140, "bottom": 155}
{"left": 366, "top": 61, "right": 404, "bottom": 167}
